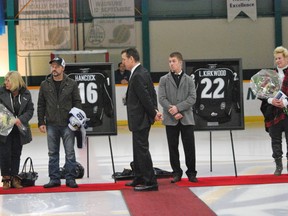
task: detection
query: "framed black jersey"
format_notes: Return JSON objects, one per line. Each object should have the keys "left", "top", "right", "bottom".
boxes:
{"left": 66, "top": 62, "right": 117, "bottom": 136}
{"left": 184, "top": 59, "right": 244, "bottom": 131}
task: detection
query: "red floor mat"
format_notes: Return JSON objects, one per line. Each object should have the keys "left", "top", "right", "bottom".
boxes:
{"left": 0, "top": 182, "right": 128, "bottom": 194}
{"left": 122, "top": 179, "right": 216, "bottom": 216}
{"left": 176, "top": 174, "right": 288, "bottom": 187}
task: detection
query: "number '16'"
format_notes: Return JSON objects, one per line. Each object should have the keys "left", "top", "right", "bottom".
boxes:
{"left": 78, "top": 82, "right": 98, "bottom": 104}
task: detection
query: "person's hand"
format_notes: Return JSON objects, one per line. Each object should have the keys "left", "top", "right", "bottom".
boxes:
{"left": 121, "top": 79, "right": 128, "bottom": 84}
{"left": 174, "top": 113, "right": 183, "bottom": 120}
{"left": 168, "top": 105, "right": 178, "bottom": 116}
{"left": 39, "top": 125, "right": 47, "bottom": 133}
{"left": 154, "top": 111, "right": 163, "bottom": 121}
{"left": 14, "top": 118, "right": 21, "bottom": 127}
{"left": 272, "top": 98, "right": 284, "bottom": 108}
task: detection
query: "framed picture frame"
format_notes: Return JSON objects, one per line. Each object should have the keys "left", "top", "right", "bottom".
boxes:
{"left": 65, "top": 62, "right": 117, "bottom": 136}
{"left": 184, "top": 58, "right": 244, "bottom": 131}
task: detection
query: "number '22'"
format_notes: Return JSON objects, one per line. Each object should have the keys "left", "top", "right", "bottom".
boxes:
{"left": 200, "top": 78, "right": 224, "bottom": 99}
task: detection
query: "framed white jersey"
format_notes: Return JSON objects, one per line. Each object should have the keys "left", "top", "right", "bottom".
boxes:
{"left": 66, "top": 62, "right": 117, "bottom": 136}
{"left": 185, "top": 59, "right": 244, "bottom": 131}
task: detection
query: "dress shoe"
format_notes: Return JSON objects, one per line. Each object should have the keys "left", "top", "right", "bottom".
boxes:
{"left": 188, "top": 175, "right": 198, "bottom": 183}
{"left": 125, "top": 178, "right": 143, "bottom": 187}
{"left": 66, "top": 179, "right": 78, "bottom": 188}
{"left": 125, "top": 180, "right": 142, "bottom": 187}
{"left": 134, "top": 184, "right": 158, "bottom": 192}
{"left": 43, "top": 181, "right": 61, "bottom": 188}
{"left": 171, "top": 175, "right": 182, "bottom": 183}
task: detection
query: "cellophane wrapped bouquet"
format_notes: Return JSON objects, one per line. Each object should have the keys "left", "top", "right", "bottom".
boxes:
{"left": 250, "top": 69, "right": 282, "bottom": 99}
{"left": 250, "top": 69, "right": 288, "bottom": 115}
{"left": 0, "top": 104, "right": 15, "bottom": 136}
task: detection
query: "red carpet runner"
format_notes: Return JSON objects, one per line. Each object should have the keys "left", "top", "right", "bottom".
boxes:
{"left": 176, "top": 174, "right": 288, "bottom": 187}
{"left": 122, "top": 179, "right": 216, "bottom": 216}
{"left": 1, "top": 174, "right": 287, "bottom": 215}
{"left": 0, "top": 182, "right": 128, "bottom": 195}
{"left": 1, "top": 174, "right": 288, "bottom": 195}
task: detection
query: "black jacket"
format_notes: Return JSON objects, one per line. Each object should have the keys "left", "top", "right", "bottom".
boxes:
{"left": 126, "top": 64, "right": 158, "bottom": 131}
{"left": 0, "top": 86, "right": 34, "bottom": 145}
{"left": 37, "top": 74, "right": 82, "bottom": 127}
{"left": 259, "top": 67, "right": 288, "bottom": 132}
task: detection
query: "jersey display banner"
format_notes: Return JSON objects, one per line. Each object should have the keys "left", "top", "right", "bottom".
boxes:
{"left": 67, "top": 63, "right": 117, "bottom": 136}
{"left": 185, "top": 59, "right": 244, "bottom": 131}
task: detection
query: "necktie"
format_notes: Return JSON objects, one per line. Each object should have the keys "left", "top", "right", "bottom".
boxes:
{"left": 174, "top": 74, "right": 180, "bottom": 87}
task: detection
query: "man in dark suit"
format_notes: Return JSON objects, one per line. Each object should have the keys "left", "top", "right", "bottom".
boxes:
{"left": 121, "top": 48, "right": 162, "bottom": 191}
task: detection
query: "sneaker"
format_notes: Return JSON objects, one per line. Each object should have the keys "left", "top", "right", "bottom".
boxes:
{"left": 66, "top": 179, "right": 78, "bottom": 188}
{"left": 43, "top": 181, "right": 61, "bottom": 188}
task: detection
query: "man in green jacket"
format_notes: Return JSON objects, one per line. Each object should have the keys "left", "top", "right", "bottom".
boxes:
{"left": 37, "top": 57, "right": 82, "bottom": 188}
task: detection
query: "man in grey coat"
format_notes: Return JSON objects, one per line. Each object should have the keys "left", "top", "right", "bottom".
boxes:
{"left": 158, "top": 51, "right": 198, "bottom": 183}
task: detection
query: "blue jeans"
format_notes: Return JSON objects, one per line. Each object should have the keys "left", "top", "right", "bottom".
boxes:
{"left": 47, "top": 125, "right": 77, "bottom": 182}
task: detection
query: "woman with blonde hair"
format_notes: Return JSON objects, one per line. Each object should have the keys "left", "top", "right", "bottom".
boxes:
{"left": 261, "top": 46, "right": 288, "bottom": 176}
{"left": 0, "top": 71, "right": 34, "bottom": 189}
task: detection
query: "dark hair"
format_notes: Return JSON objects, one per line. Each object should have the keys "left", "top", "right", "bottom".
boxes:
{"left": 118, "top": 62, "right": 122, "bottom": 67}
{"left": 121, "top": 48, "right": 140, "bottom": 62}
{"left": 169, "top": 52, "right": 183, "bottom": 61}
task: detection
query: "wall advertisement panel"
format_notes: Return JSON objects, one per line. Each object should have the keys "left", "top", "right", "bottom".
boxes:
{"left": 185, "top": 59, "right": 244, "bottom": 131}
{"left": 18, "top": 0, "right": 70, "bottom": 50}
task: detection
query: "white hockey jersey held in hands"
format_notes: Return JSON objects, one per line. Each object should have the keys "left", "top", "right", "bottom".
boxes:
{"left": 68, "top": 107, "right": 89, "bottom": 148}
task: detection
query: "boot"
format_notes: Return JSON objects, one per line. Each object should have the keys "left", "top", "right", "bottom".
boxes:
{"left": 11, "top": 176, "right": 23, "bottom": 189}
{"left": 2, "top": 176, "right": 11, "bottom": 190}
{"left": 274, "top": 157, "right": 283, "bottom": 176}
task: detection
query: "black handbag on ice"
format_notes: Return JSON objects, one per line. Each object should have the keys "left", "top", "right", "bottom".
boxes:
{"left": 18, "top": 157, "right": 38, "bottom": 187}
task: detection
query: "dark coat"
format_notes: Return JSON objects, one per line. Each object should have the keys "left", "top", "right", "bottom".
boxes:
{"left": 0, "top": 86, "right": 34, "bottom": 145}
{"left": 115, "top": 69, "right": 131, "bottom": 84}
{"left": 126, "top": 64, "right": 158, "bottom": 132}
{"left": 260, "top": 67, "right": 288, "bottom": 132}
{"left": 37, "top": 74, "right": 82, "bottom": 127}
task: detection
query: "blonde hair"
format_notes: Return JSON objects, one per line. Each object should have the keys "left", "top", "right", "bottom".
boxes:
{"left": 273, "top": 46, "right": 288, "bottom": 58}
{"left": 4, "top": 71, "right": 26, "bottom": 92}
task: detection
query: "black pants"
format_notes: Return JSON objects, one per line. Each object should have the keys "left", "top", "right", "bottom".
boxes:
{"left": 0, "top": 127, "right": 23, "bottom": 176}
{"left": 132, "top": 126, "right": 157, "bottom": 185}
{"left": 166, "top": 123, "right": 197, "bottom": 177}
{"left": 269, "top": 117, "right": 288, "bottom": 159}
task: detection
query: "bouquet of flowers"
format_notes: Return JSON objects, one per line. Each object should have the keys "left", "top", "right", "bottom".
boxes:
{"left": 0, "top": 104, "right": 15, "bottom": 136}
{"left": 250, "top": 69, "right": 282, "bottom": 99}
